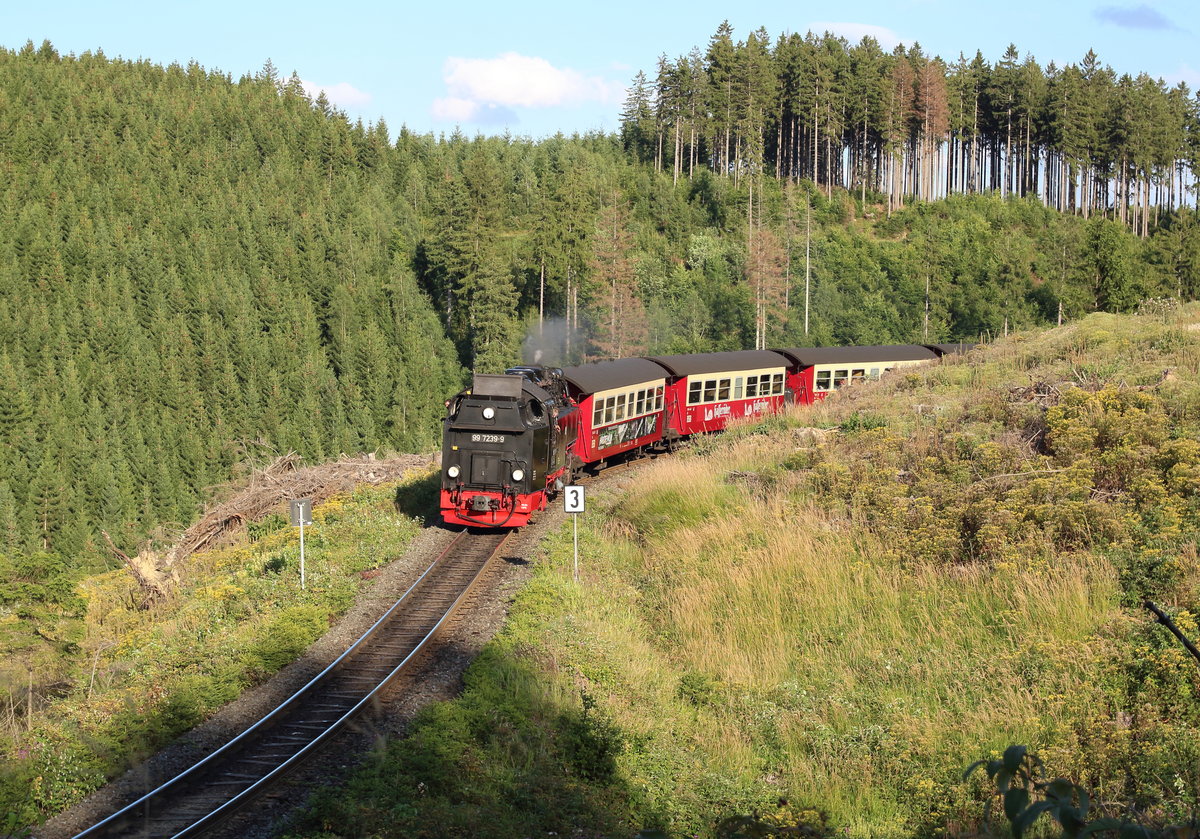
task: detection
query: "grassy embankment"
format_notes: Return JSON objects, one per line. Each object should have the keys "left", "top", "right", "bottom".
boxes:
{"left": 0, "top": 470, "right": 436, "bottom": 831}
{"left": 292, "top": 308, "right": 1200, "bottom": 839}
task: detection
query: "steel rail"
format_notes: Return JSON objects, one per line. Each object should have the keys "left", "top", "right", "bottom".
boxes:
{"left": 72, "top": 529, "right": 509, "bottom": 839}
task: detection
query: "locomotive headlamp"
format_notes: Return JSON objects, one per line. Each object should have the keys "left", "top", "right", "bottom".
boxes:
{"left": 512, "top": 469, "right": 525, "bottom": 482}
{"left": 482, "top": 407, "right": 496, "bottom": 419}
{"left": 447, "top": 465, "right": 461, "bottom": 478}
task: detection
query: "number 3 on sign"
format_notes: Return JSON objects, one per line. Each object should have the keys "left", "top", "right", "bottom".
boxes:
{"left": 564, "top": 485, "right": 586, "bottom": 514}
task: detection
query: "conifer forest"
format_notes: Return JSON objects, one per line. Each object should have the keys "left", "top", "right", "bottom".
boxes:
{"left": 2, "top": 24, "right": 1200, "bottom": 655}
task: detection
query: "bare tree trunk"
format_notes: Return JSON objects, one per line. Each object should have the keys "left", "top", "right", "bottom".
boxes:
{"left": 812, "top": 99, "right": 819, "bottom": 188}
{"left": 805, "top": 196, "right": 812, "bottom": 335}
{"left": 777, "top": 117, "right": 785, "bottom": 180}
{"left": 690, "top": 120, "right": 696, "bottom": 178}
{"left": 674, "top": 117, "right": 682, "bottom": 185}
{"left": 924, "top": 273, "right": 930, "bottom": 341}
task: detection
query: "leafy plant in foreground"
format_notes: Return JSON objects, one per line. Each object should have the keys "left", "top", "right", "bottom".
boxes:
{"left": 966, "top": 745, "right": 1198, "bottom": 838}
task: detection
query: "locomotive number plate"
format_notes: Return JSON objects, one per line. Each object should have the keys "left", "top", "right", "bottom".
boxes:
{"left": 471, "top": 433, "right": 506, "bottom": 443}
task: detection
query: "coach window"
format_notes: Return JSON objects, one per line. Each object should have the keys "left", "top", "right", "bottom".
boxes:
{"left": 851, "top": 369, "right": 866, "bottom": 384}
{"left": 772, "top": 373, "right": 784, "bottom": 394}
{"left": 746, "top": 375, "right": 758, "bottom": 397}
{"left": 615, "top": 394, "right": 626, "bottom": 421}
{"left": 688, "top": 381, "right": 702, "bottom": 405}
{"left": 703, "top": 379, "right": 717, "bottom": 402}
{"left": 816, "top": 370, "right": 831, "bottom": 390}
{"left": 870, "top": 368, "right": 881, "bottom": 379}
{"left": 734, "top": 377, "right": 743, "bottom": 399}
{"left": 655, "top": 387, "right": 664, "bottom": 410}
{"left": 593, "top": 402, "right": 603, "bottom": 426}
{"left": 604, "top": 396, "right": 615, "bottom": 424}
{"left": 834, "top": 369, "right": 849, "bottom": 388}
{"left": 717, "top": 378, "right": 731, "bottom": 400}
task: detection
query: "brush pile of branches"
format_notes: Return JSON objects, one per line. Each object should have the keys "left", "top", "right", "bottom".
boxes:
{"left": 106, "top": 452, "right": 437, "bottom": 603}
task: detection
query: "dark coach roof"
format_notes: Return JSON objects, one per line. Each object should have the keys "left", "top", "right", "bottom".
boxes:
{"left": 560, "top": 358, "right": 668, "bottom": 394}
{"left": 643, "top": 350, "right": 792, "bottom": 377}
{"left": 772, "top": 345, "right": 940, "bottom": 366}
{"left": 924, "top": 342, "right": 976, "bottom": 356}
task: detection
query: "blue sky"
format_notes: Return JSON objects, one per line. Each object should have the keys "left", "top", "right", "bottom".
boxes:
{"left": 4, "top": 0, "right": 1198, "bottom": 140}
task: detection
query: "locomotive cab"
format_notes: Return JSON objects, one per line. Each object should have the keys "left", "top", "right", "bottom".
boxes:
{"left": 440, "top": 369, "right": 577, "bottom": 528}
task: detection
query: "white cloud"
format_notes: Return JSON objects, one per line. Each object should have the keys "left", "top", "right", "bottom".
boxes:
{"left": 431, "top": 96, "right": 480, "bottom": 122}
{"left": 300, "top": 79, "right": 372, "bottom": 109}
{"left": 1094, "top": 4, "right": 1178, "bottom": 30}
{"left": 805, "top": 21, "right": 903, "bottom": 50}
{"left": 432, "top": 52, "right": 623, "bottom": 123}
{"left": 1165, "top": 63, "right": 1200, "bottom": 89}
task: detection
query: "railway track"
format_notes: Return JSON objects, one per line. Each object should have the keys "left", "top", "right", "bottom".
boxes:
{"left": 72, "top": 529, "right": 510, "bottom": 839}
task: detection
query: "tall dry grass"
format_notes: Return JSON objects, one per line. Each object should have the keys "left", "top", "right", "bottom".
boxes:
{"left": 525, "top": 313, "right": 1200, "bottom": 834}
{"left": 566, "top": 430, "right": 1126, "bottom": 834}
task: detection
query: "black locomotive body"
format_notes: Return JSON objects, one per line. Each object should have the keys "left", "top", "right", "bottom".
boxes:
{"left": 440, "top": 367, "right": 578, "bottom": 528}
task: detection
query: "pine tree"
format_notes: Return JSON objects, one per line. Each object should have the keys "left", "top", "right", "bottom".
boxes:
{"left": 0, "top": 482, "right": 21, "bottom": 553}
{"left": 465, "top": 244, "right": 520, "bottom": 373}
{"left": 706, "top": 21, "right": 738, "bottom": 174}
{"left": 620, "top": 70, "right": 655, "bottom": 164}
{"left": 588, "top": 198, "right": 645, "bottom": 359}
{"left": 28, "top": 457, "right": 67, "bottom": 552}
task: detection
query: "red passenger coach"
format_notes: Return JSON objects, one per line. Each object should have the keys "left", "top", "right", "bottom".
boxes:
{"left": 560, "top": 358, "right": 669, "bottom": 466}
{"left": 646, "top": 351, "right": 794, "bottom": 439}
{"left": 774, "top": 345, "right": 942, "bottom": 403}
{"left": 438, "top": 344, "right": 977, "bottom": 529}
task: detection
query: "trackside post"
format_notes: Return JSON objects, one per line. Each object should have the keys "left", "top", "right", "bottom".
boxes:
{"left": 564, "top": 486, "right": 585, "bottom": 582}
{"left": 290, "top": 497, "right": 313, "bottom": 589}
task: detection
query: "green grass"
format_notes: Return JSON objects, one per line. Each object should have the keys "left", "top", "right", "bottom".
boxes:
{"left": 0, "top": 470, "right": 433, "bottom": 829}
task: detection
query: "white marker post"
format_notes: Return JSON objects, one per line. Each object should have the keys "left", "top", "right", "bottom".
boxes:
{"left": 564, "top": 485, "right": 585, "bottom": 582}
{"left": 289, "top": 498, "right": 314, "bottom": 590}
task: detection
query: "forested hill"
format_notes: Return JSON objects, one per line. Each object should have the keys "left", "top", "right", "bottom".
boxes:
{"left": 0, "top": 43, "right": 463, "bottom": 561}
{"left": 2, "top": 38, "right": 1199, "bottom": 572}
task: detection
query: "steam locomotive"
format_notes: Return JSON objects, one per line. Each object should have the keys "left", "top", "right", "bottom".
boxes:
{"left": 439, "top": 344, "right": 968, "bottom": 528}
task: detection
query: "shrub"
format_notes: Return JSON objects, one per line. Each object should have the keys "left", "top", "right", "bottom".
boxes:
{"left": 840, "top": 411, "right": 888, "bottom": 433}
{"left": 244, "top": 605, "right": 328, "bottom": 676}
{"left": 247, "top": 513, "right": 287, "bottom": 541}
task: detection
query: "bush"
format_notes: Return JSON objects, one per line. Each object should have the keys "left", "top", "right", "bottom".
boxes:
{"left": 840, "top": 411, "right": 888, "bottom": 433}
{"left": 244, "top": 605, "right": 328, "bottom": 676}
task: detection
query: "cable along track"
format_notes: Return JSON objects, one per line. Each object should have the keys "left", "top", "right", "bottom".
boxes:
{"left": 73, "top": 529, "right": 510, "bottom": 839}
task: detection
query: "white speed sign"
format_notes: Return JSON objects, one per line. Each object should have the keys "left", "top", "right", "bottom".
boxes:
{"left": 564, "top": 485, "right": 586, "bottom": 514}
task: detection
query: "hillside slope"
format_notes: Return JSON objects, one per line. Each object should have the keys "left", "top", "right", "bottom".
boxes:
{"left": 291, "top": 308, "right": 1200, "bottom": 838}
{"left": 5, "top": 42, "right": 1197, "bottom": 580}
{"left": 0, "top": 460, "right": 438, "bottom": 829}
